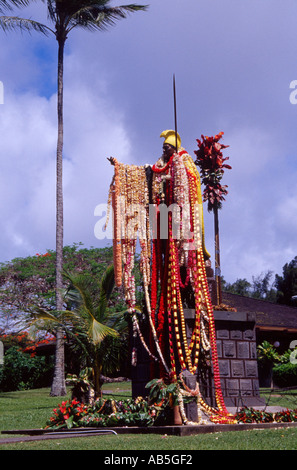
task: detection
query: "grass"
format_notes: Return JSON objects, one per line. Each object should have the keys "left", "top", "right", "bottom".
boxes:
{"left": 260, "top": 388, "right": 297, "bottom": 409}
{"left": 1, "top": 384, "right": 297, "bottom": 450}
{"left": 1, "top": 427, "right": 297, "bottom": 451}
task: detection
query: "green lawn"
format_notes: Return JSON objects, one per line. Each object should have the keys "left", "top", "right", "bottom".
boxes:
{"left": 1, "top": 384, "right": 297, "bottom": 450}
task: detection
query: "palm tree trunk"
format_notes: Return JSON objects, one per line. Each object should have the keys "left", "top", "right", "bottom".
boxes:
{"left": 214, "top": 206, "right": 222, "bottom": 305}
{"left": 93, "top": 351, "right": 103, "bottom": 399}
{"left": 50, "top": 37, "right": 66, "bottom": 396}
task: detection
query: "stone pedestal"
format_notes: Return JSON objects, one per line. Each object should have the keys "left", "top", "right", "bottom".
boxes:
{"left": 184, "top": 309, "right": 264, "bottom": 408}
{"left": 213, "top": 310, "right": 264, "bottom": 407}
{"left": 131, "top": 309, "right": 264, "bottom": 409}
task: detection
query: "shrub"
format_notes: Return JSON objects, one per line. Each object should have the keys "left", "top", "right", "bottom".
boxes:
{"left": 0, "top": 346, "right": 54, "bottom": 391}
{"left": 273, "top": 362, "right": 297, "bottom": 388}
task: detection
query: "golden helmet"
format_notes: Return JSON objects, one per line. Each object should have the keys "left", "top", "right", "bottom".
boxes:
{"left": 160, "top": 130, "right": 181, "bottom": 149}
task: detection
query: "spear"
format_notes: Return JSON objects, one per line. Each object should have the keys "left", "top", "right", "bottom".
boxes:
{"left": 173, "top": 74, "right": 178, "bottom": 151}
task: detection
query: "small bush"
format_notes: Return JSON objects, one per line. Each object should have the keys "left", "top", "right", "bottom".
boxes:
{"left": 0, "top": 346, "right": 54, "bottom": 391}
{"left": 273, "top": 362, "right": 297, "bottom": 388}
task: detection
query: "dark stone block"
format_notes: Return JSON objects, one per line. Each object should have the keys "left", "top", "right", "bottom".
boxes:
{"left": 250, "top": 342, "right": 257, "bottom": 359}
{"left": 245, "top": 361, "right": 258, "bottom": 378}
{"left": 231, "top": 361, "right": 244, "bottom": 377}
{"left": 243, "top": 329, "right": 255, "bottom": 341}
{"left": 230, "top": 329, "right": 242, "bottom": 340}
{"left": 226, "top": 379, "right": 239, "bottom": 396}
{"left": 223, "top": 341, "right": 236, "bottom": 358}
{"left": 237, "top": 342, "right": 250, "bottom": 359}
{"left": 239, "top": 379, "right": 253, "bottom": 396}
{"left": 217, "top": 329, "right": 229, "bottom": 339}
{"left": 219, "top": 360, "right": 230, "bottom": 377}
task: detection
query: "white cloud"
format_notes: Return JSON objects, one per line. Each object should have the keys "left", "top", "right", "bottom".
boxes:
{"left": 201, "top": 124, "right": 297, "bottom": 283}
{"left": 0, "top": 59, "right": 132, "bottom": 261}
{"left": 0, "top": 0, "right": 297, "bottom": 290}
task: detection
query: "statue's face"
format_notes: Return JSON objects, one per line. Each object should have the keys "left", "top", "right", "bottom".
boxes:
{"left": 162, "top": 143, "right": 175, "bottom": 161}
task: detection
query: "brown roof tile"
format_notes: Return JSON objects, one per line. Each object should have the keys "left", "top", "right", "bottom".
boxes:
{"left": 222, "top": 292, "right": 297, "bottom": 329}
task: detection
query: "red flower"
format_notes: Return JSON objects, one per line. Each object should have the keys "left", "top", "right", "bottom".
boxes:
{"left": 194, "top": 132, "right": 231, "bottom": 211}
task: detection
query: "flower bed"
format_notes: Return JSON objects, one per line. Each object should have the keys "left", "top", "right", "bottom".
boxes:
{"left": 46, "top": 397, "right": 159, "bottom": 430}
{"left": 45, "top": 398, "right": 297, "bottom": 430}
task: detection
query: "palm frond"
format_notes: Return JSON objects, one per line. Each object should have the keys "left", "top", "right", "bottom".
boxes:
{"left": 0, "top": 15, "right": 53, "bottom": 35}
{"left": 100, "top": 264, "right": 115, "bottom": 300}
{"left": 97, "top": 264, "right": 114, "bottom": 317}
{"left": 46, "top": 0, "right": 56, "bottom": 23}
{"left": 65, "top": 3, "right": 148, "bottom": 33}
{"left": 89, "top": 317, "right": 119, "bottom": 345}
{"left": 30, "top": 305, "right": 62, "bottom": 323}
{"left": 63, "top": 271, "right": 95, "bottom": 315}
{"left": 63, "top": 268, "right": 121, "bottom": 346}
{"left": 20, "top": 306, "right": 62, "bottom": 338}
{"left": 0, "top": 0, "right": 32, "bottom": 13}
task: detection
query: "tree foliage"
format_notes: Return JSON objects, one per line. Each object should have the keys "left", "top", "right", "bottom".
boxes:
{"left": 275, "top": 256, "right": 297, "bottom": 306}
{"left": 0, "top": 244, "right": 128, "bottom": 331}
{"left": 0, "top": 346, "right": 54, "bottom": 391}
{"left": 222, "top": 256, "right": 297, "bottom": 307}
{"left": 222, "top": 271, "right": 277, "bottom": 302}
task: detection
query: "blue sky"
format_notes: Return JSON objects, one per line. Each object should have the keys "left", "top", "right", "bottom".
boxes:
{"left": 0, "top": 0, "right": 297, "bottom": 286}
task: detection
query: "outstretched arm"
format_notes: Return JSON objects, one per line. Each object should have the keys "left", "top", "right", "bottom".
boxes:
{"left": 107, "top": 156, "right": 116, "bottom": 166}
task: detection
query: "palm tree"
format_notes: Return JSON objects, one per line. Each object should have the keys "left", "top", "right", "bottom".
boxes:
{"left": 29, "top": 265, "right": 129, "bottom": 398}
{"left": 63, "top": 265, "right": 129, "bottom": 398}
{"left": 0, "top": 1, "right": 147, "bottom": 396}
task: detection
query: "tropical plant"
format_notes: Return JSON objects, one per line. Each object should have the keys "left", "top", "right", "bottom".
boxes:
{"left": 66, "top": 367, "right": 95, "bottom": 404}
{"left": 257, "top": 340, "right": 280, "bottom": 364}
{"left": 29, "top": 265, "right": 130, "bottom": 398}
{"left": 0, "top": 0, "right": 147, "bottom": 396}
{"left": 46, "top": 398, "right": 89, "bottom": 430}
{"left": 273, "top": 361, "right": 297, "bottom": 388}
{"left": 62, "top": 265, "right": 130, "bottom": 398}
{"left": 257, "top": 340, "right": 281, "bottom": 388}
{"left": 145, "top": 377, "right": 180, "bottom": 408}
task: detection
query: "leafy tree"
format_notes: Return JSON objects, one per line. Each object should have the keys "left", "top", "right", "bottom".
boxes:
{"left": 251, "top": 270, "right": 274, "bottom": 300}
{"left": 0, "top": 0, "right": 147, "bottom": 396}
{"left": 223, "top": 271, "right": 277, "bottom": 302}
{"left": 223, "top": 277, "right": 252, "bottom": 297}
{"left": 275, "top": 256, "right": 297, "bottom": 306}
{"left": 0, "top": 244, "right": 118, "bottom": 329}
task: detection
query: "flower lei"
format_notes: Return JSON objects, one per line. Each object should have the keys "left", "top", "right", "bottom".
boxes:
{"left": 106, "top": 149, "right": 233, "bottom": 423}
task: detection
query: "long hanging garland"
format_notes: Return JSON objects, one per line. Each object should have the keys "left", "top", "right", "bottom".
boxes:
{"left": 106, "top": 148, "right": 235, "bottom": 424}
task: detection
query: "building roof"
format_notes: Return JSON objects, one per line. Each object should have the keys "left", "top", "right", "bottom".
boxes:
{"left": 222, "top": 292, "right": 297, "bottom": 331}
